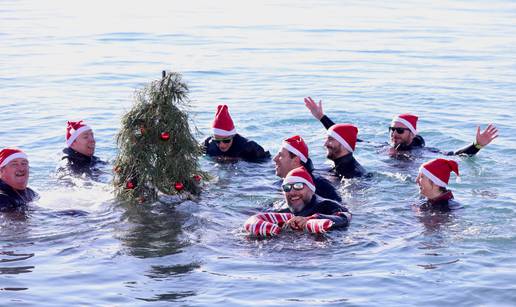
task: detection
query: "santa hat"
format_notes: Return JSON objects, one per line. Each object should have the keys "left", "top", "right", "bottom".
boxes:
{"left": 419, "top": 158, "right": 460, "bottom": 187}
{"left": 283, "top": 166, "right": 316, "bottom": 192}
{"left": 66, "top": 120, "right": 92, "bottom": 147}
{"left": 0, "top": 148, "right": 28, "bottom": 168}
{"left": 327, "top": 124, "right": 358, "bottom": 153}
{"left": 282, "top": 135, "right": 309, "bottom": 163}
{"left": 392, "top": 114, "right": 418, "bottom": 135}
{"left": 212, "top": 105, "right": 236, "bottom": 137}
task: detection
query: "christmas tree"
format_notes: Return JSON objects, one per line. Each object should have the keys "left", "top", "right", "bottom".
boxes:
{"left": 114, "top": 71, "right": 205, "bottom": 203}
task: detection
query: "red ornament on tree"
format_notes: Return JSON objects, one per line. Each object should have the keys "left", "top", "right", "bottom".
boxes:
{"left": 193, "top": 175, "right": 202, "bottom": 182}
{"left": 174, "top": 182, "right": 184, "bottom": 191}
{"left": 126, "top": 181, "right": 135, "bottom": 189}
{"left": 160, "top": 132, "right": 170, "bottom": 141}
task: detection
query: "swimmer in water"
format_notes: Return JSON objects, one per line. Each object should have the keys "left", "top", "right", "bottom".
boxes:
{"left": 304, "top": 97, "right": 498, "bottom": 156}
{"left": 0, "top": 148, "right": 38, "bottom": 212}
{"left": 203, "top": 105, "right": 270, "bottom": 163}
{"left": 416, "top": 158, "right": 461, "bottom": 212}
{"left": 274, "top": 135, "right": 341, "bottom": 201}
{"left": 278, "top": 166, "right": 351, "bottom": 231}
{"left": 324, "top": 123, "right": 366, "bottom": 178}
{"left": 58, "top": 120, "right": 105, "bottom": 177}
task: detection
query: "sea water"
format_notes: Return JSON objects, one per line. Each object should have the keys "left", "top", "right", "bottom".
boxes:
{"left": 1, "top": 0, "right": 515, "bottom": 305}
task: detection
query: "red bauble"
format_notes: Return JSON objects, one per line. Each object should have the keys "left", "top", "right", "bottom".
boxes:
{"left": 140, "top": 127, "right": 146, "bottom": 134}
{"left": 160, "top": 132, "right": 170, "bottom": 141}
{"left": 193, "top": 175, "right": 202, "bottom": 182}
{"left": 174, "top": 182, "right": 184, "bottom": 191}
{"left": 126, "top": 181, "right": 135, "bottom": 189}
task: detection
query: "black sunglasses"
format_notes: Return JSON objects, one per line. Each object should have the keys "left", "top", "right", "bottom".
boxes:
{"left": 213, "top": 137, "right": 233, "bottom": 144}
{"left": 282, "top": 182, "right": 305, "bottom": 192}
{"left": 389, "top": 127, "right": 410, "bottom": 134}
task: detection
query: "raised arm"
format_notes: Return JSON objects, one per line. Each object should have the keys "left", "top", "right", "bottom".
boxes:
{"left": 304, "top": 97, "right": 335, "bottom": 129}
{"left": 451, "top": 124, "right": 499, "bottom": 156}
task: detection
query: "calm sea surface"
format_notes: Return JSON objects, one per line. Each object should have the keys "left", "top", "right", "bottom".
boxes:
{"left": 1, "top": 0, "right": 516, "bottom": 305}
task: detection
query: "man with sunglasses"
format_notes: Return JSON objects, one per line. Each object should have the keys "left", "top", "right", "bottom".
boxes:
{"left": 204, "top": 105, "right": 270, "bottom": 162}
{"left": 0, "top": 148, "right": 38, "bottom": 211}
{"left": 278, "top": 166, "right": 351, "bottom": 231}
{"left": 274, "top": 135, "right": 341, "bottom": 201}
{"left": 304, "top": 97, "right": 498, "bottom": 156}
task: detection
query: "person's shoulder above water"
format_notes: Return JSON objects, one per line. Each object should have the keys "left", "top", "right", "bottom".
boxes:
{"left": 0, "top": 181, "right": 38, "bottom": 211}
{"left": 312, "top": 175, "right": 342, "bottom": 202}
{"left": 0, "top": 148, "right": 38, "bottom": 212}
{"left": 333, "top": 152, "right": 366, "bottom": 179}
{"left": 59, "top": 120, "right": 105, "bottom": 177}
{"left": 236, "top": 134, "right": 271, "bottom": 162}
{"left": 418, "top": 190, "right": 462, "bottom": 212}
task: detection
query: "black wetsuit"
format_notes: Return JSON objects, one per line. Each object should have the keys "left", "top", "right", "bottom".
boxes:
{"left": 277, "top": 194, "right": 351, "bottom": 229}
{"left": 418, "top": 190, "right": 461, "bottom": 212}
{"left": 0, "top": 179, "right": 38, "bottom": 212}
{"left": 321, "top": 115, "right": 481, "bottom": 156}
{"left": 318, "top": 115, "right": 367, "bottom": 178}
{"left": 204, "top": 134, "right": 271, "bottom": 162}
{"left": 332, "top": 153, "right": 367, "bottom": 179}
{"left": 59, "top": 147, "right": 105, "bottom": 177}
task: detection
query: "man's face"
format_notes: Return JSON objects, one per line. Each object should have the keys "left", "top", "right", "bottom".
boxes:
{"left": 389, "top": 122, "right": 414, "bottom": 148}
{"left": 273, "top": 148, "right": 300, "bottom": 178}
{"left": 0, "top": 158, "right": 29, "bottom": 190}
{"left": 324, "top": 136, "right": 346, "bottom": 160}
{"left": 283, "top": 182, "right": 313, "bottom": 213}
{"left": 213, "top": 135, "right": 234, "bottom": 152}
{"left": 71, "top": 130, "right": 96, "bottom": 157}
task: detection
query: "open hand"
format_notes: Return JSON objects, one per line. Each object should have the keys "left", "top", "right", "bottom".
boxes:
{"left": 304, "top": 97, "right": 324, "bottom": 120}
{"left": 476, "top": 124, "right": 499, "bottom": 147}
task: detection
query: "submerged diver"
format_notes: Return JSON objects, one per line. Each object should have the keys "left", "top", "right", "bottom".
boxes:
{"left": 203, "top": 105, "right": 271, "bottom": 162}
{"left": 274, "top": 135, "right": 341, "bottom": 201}
{"left": 416, "top": 158, "right": 461, "bottom": 212}
{"left": 0, "top": 148, "right": 38, "bottom": 211}
{"left": 245, "top": 166, "right": 351, "bottom": 236}
{"left": 59, "top": 120, "right": 105, "bottom": 177}
{"left": 304, "top": 97, "right": 499, "bottom": 156}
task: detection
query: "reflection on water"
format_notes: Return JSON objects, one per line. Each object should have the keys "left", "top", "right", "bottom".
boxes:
{"left": 118, "top": 203, "right": 189, "bottom": 258}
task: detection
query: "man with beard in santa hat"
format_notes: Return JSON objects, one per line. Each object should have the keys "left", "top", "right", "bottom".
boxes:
{"left": 304, "top": 97, "right": 498, "bottom": 156}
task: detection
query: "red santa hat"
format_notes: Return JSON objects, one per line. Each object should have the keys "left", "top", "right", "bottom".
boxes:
{"left": 392, "top": 114, "right": 418, "bottom": 135}
{"left": 0, "top": 148, "right": 28, "bottom": 168}
{"left": 282, "top": 135, "right": 309, "bottom": 163}
{"left": 283, "top": 166, "right": 316, "bottom": 192}
{"left": 66, "top": 120, "right": 92, "bottom": 147}
{"left": 419, "top": 158, "right": 460, "bottom": 187}
{"left": 327, "top": 124, "right": 358, "bottom": 153}
{"left": 212, "top": 105, "right": 236, "bottom": 137}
